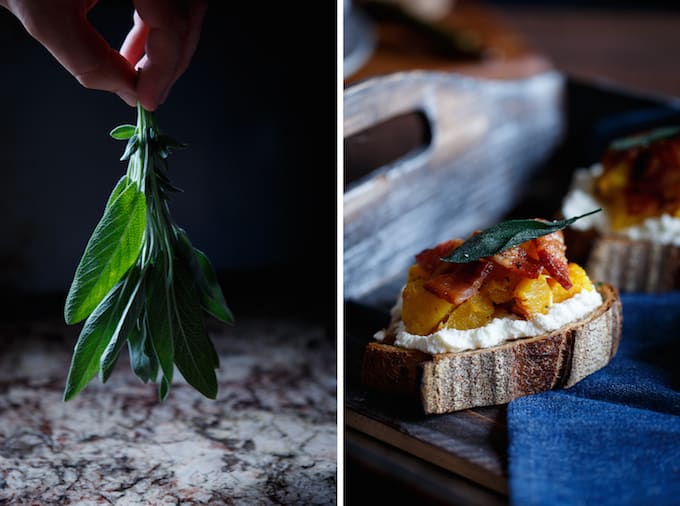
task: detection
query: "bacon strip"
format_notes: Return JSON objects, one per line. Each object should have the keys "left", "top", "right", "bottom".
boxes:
{"left": 415, "top": 239, "right": 464, "bottom": 274}
{"left": 416, "top": 230, "right": 573, "bottom": 305}
{"left": 424, "top": 261, "right": 494, "bottom": 305}
{"left": 490, "top": 245, "right": 542, "bottom": 279}
{"left": 534, "top": 231, "right": 572, "bottom": 290}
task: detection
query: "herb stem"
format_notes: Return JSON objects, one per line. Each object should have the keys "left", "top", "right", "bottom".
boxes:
{"left": 64, "top": 105, "right": 231, "bottom": 400}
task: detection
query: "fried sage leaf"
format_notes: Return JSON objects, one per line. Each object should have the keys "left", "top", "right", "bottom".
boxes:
{"left": 609, "top": 125, "right": 680, "bottom": 151}
{"left": 443, "top": 209, "right": 602, "bottom": 263}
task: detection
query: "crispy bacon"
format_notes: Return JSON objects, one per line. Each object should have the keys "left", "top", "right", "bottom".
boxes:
{"left": 424, "top": 261, "right": 494, "bottom": 305}
{"left": 533, "top": 231, "right": 572, "bottom": 290}
{"left": 416, "top": 230, "right": 573, "bottom": 303}
{"left": 415, "top": 239, "right": 464, "bottom": 274}
{"left": 490, "top": 245, "right": 542, "bottom": 279}
{"left": 601, "top": 135, "right": 680, "bottom": 218}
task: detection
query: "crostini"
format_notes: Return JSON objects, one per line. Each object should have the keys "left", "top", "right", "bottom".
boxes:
{"left": 361, "top": 217, "right": 622, "bottom": 414}
{"left": 562, "top": 126, "right": 680, "bottom": 292}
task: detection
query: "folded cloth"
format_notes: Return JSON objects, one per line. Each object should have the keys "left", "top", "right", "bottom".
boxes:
{"left": 508, "top": 292, "right": 680, "bottom": 506}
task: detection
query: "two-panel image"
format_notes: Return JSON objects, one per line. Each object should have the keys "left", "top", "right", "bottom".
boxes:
{"left": 1, "top": 0, "right": 679, "bottom": 505}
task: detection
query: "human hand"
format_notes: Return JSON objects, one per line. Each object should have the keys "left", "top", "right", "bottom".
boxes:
{"left": 0, "top": 0, "right": 208, "bottom": 111}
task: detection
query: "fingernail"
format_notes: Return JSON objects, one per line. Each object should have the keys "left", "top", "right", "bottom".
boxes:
{"left": 118, "top": 92, "right": 137, "bottom": 107}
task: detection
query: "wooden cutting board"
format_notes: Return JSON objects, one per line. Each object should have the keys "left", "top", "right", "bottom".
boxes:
{"left": 344, "top": 300, "right": 509, "bottom": 495}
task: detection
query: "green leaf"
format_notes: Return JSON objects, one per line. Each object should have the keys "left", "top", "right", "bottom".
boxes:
{"left": 172, "top": 260, "right": 219, "bottom": 398}
{"left": 99, "top": 270, "right": 145, "bottom": 383}
{"left": 63, "top": 279, "right": 130, "bottom": 401}
{"left": 106, "top": 175, "right": 131, "bottom": 209}
{"left": 65, "top": 105, "right": 227, "bottom": 401}
{"left": 146, "top": 255, "right": 175, "bottom": 391}
{"left": 110, "top": 124, "right": 136, "bottom": 140}
{"left": 127, "top": 317, "right": 153, "bottom": 383}
{"left": 443, "top": 209, "right": 603, "bottom": 263}
{"left": 120, "top": 135, "right": 139, "bottom": 161}
{"left": 158, "top": 134, "right": 187, "bottom": 150}
{"left": 144, "top": 323, "right": 159, "bottom": 382}
{"left": 64, "top": 180, "right": 147, "bottom": 324}
{"left": 159, "top": 375, "right": 171, "bottom": 401}
{"left": 175, "top": 231, "right": 233, "bottom": 325}
{"left": 193, "top": 248, "right": 233, "bottom": 325}
{"left": 609, "top": 126, "right": 680, "bottom": 151}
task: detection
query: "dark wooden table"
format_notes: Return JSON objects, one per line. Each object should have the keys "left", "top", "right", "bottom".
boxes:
{"left": 347, "top": 0, "right": 680, "bottom": 98}
{"left": 492, "top": 2, "right": 680, "bottom": 100}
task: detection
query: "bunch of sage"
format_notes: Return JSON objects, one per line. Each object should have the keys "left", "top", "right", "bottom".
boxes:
{"left": 63, "top": 105, "right": 233, "bottom": 401}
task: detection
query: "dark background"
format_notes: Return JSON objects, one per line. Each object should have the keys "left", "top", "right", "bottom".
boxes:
{"left": 0, "top": 1, "right": 337, "bottom": 331}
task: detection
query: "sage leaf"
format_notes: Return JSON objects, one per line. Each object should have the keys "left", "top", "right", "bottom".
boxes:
{"left": 193, "top": 248, "right": 234, "bottom": 325}
{"left": 158, "top": 134, "right": 187, "bottom": 150}
{"left": 172, "top": 261, "right": 219, "bottom": 398}
{"left": 64, "top": 180, "right": 146, "bottom": 324}
{"left": 159, "top": 376, "right": 171, "bottom": 401}
{"left": 610, "top": 126, "right": 680, "bottom": 151}
{"left": 99, "top": 271, "right": 145, "bottom": 383}
{"left": 146, "top": 256, "right": 175, "bottom": 392}
{"left": 106, "top": 175, "right": 132, "bottom": 209}
{"left": 443, "top": 209, "right": 602, "bottom": 263}
{"left": 144, "top": 323, "right": 160, "bottom": 382}
{"left": 110, "top": 124, "right": 136, "bottom": 140}
{"left": 64, "top": 279, "right": 129, "bottom": 401}
{"left": 175, "top": 231, "right": 233, "bottom": 325}
{"left": 120, "top": 135, "right": 138, "bottom": 161}
{"left": 127, "top": 318, "right": 154, "bottom": 383}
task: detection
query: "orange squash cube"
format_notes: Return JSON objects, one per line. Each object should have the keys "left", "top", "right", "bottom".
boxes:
{"left": 481, "top": 270, "right": 519, "bottom": 304}
{"left": 407, "top": 264, "right": 429, "bottom": 283}
{"left": 442, "top": 293, "right": 495, "bottom": 330}
{"left": 550, "top": 263, "right": 595, "bottom": 303}
{"left": 402, "top": 279, "right": 454, "bottom": 335}
{"left": 513, "top": 274, "right": 553, "bottom": 319}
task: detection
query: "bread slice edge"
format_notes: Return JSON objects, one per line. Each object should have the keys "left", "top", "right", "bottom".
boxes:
{"left": 360, "top": 284, "right": 622, "bottom": 414}
{"left": 586, "top": 235, "right": 680, "bottom": 292}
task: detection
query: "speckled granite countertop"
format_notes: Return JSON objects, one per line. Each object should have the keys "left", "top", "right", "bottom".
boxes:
{"left": 0, "top": 316, "right": 337, "bottom": 505}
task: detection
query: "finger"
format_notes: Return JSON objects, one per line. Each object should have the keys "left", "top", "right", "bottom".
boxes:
{"left": 18, "top": 5, "right": 138, "bottom": 99}
{"left": 135, "top": 0, "right": 187, "bottom": 111}
{"left": 119, "top": 10, "right": 149, "bottom": 68}
{"left": 132, "top": 0, "right": 189, "bottom": 111}
{"left": 168, "top": 0, "right": 207, "bottom": 96}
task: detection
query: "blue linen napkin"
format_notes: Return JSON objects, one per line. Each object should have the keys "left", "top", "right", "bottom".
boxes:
{"left": 507, "top": 292, "right": 680, "bottom": 506}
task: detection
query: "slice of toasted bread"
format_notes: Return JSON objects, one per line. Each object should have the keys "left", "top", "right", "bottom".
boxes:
{"left": 361, "top": 284, "right": 622, "bottom": 414}
{"left": 586, "top": 236, "right": 680, "bottom": 293}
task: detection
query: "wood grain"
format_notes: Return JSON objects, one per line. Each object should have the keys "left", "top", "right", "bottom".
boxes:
{"left": 360, "top": 284, "right": 622, "bottom": 414}
{"left": 345, "top": 404, "right": 508, "bottom": 494}
{"left": 345, "top": 427, "right": 508, "bottom": 505}
{"left": 344, "top": 301, "right": 509, "bottom": 494}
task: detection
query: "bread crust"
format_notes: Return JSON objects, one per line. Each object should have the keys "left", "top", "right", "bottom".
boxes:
{"left": 361, "top": 284, "right": 622, "bottom": 414}
{"left": 586, "top": 235, "right": 680, "bottom": 292}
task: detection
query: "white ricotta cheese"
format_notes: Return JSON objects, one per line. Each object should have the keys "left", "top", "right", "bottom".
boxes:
{"left": 374, "top": 288, "right": 603, "bottom": 354}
